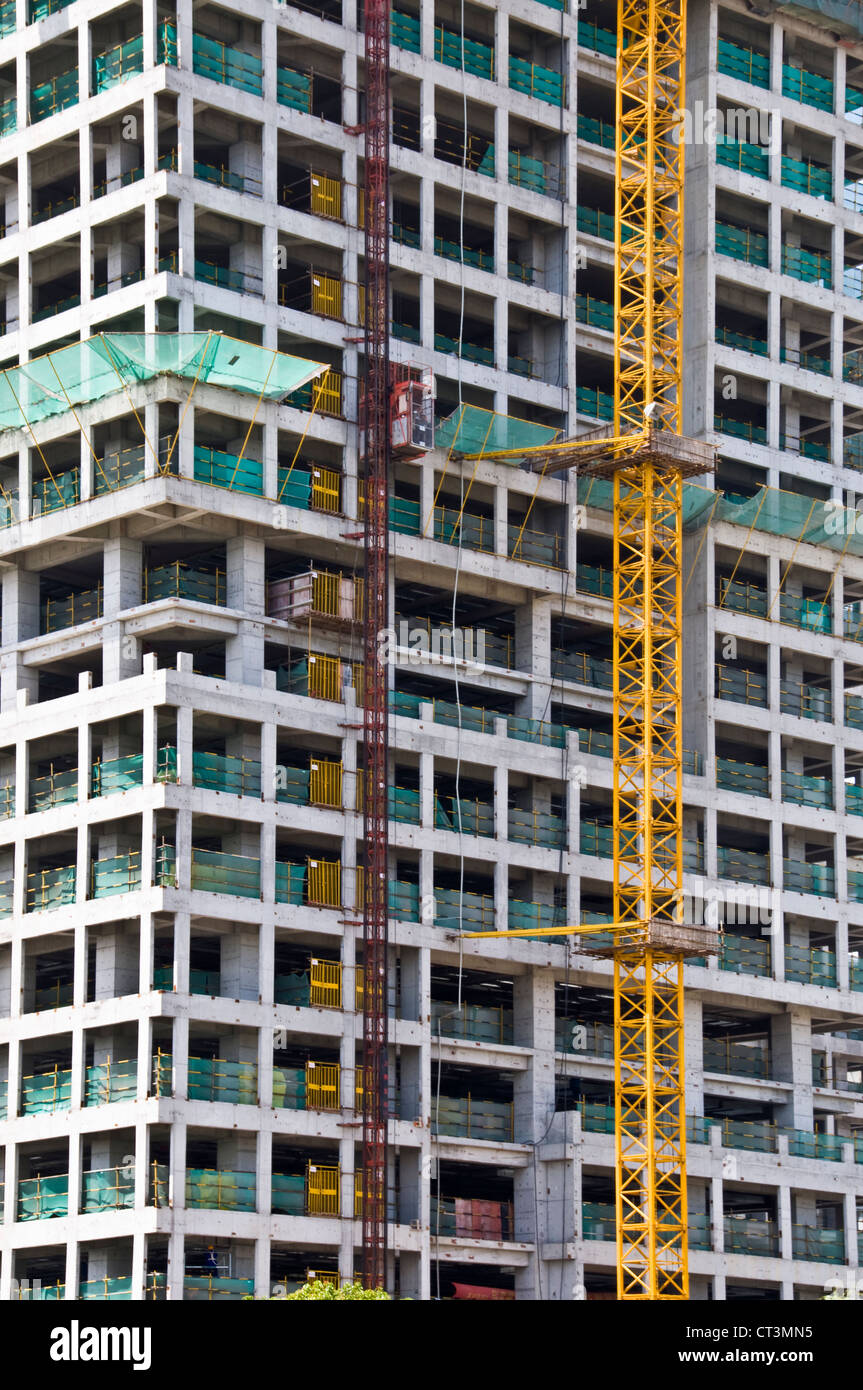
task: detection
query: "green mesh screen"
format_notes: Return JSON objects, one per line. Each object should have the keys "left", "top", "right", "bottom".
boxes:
{"left": 577, "top": 475, "right": 863, "bottom": 560}
{"left": 434, "top": 404, "right": 560, "bottom": 457}
{"left": 0, "top": 333, "right": 328, "bottom": 436}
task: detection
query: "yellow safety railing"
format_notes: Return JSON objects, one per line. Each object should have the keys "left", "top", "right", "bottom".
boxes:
{"left": 315, "top": 372, "right": 343, "bottom": 417}
{"left": 150, "top": 1158, "right": 170, "bottom": 1206}
{"left": 29, "top": 762, "right": 77, "bottom": 809}
{"left": 310, "top": 569, "right": 364, "bottom": 620}
{"left": 310, "top": 958, "right": 342, "bottom": 1008}
{"left": 144, "top": 562, "right": 226, "bottom": 605}
{"left": 355, "top": 965, "right": 365, "bottom": 1010}
{"left": 310, "top": 172, "right": 342, "bottom": 220}
{"left": 307, "top": 1270, "right": 339, "bottom": 1288}
{"left": 715, "top": 664, "right": 767, "bottom": 706}
{"left": 354, "top": 1170, "right": 366, "bottom": 1218}
{"left": 307, "top": 858, "right": 341, "bottom": 907}
{"left": 151, "top": 1049, "right": 173, "bottom": 1098}
{"left": 311, "top": 272, "right": 342, "bottom": 319}
{"left": 303, "top": 654, "right": 362, "bottom": 702}
{"left": 43, "top": 585, "right": 103, "bottom": 632}
{"left": 306, "top": 653, "right": 342, "bottom": 701}
{"left": 306, "top": 1061, "right": 340, "bottom": 1110}
{"left": 18, "top": 1279, "right": 65, "bottom": 1300}
{"left": 21, "top": 1063, "right": 69, "bottom": 1112}
{"left": 306, "top": 1162, "right": 340, "bottom": 1215}
{"left": 27, "top": 864, "right": 76, "bottom": 912}
{"left": 311, "top": 466, "right": 342, "bottom": 513}
{"left": 309, "top": 758, "right": 343, "bottom": 808}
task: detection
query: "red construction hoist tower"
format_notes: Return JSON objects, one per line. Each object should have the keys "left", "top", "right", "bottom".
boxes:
{"left": 360, "top": 0, "right": 391, "bottom": 1291}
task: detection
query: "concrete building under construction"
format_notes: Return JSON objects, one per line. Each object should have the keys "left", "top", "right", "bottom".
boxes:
{"left": 0, "top": 0, "right": 863, "bottom": 1300}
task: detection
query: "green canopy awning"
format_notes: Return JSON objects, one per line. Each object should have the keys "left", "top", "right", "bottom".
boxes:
{"left": 434, "top": 403, "right": 561, "bottom": 457}
{"left": 0, "top": 332, "right": 329, "bottom": 437}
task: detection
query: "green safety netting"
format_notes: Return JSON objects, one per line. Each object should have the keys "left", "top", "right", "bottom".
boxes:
{"left": 433, "top": 410, "right": 863, "bottom": 558}
{"left": 0, "top": 333, "right": 328, "bottom": 437}
{"left": 434, "top": 403, "right": 560, "bottom": 457}
{"left": 577, "top": 476, "right": 863, "bottom": 560}
{"left": 82, "top": 1167, "right": 135, "bottom": 1212}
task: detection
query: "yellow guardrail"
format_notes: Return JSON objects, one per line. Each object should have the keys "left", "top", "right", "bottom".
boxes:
{"left": 310, "top": 570, "right": 363, "bottom": 620}
{"left": 310, "top": 758, "right": 343, "bottom": 808}
{"left": 307, "top": 858, "right": 341, "bottom": 907}
{"left": 306, "top": 1162, "right": 340, "bottom": 1215}
{"left": 306, "top": 1061, "right": 340, "bottom": 1110}
{"left": 305, "top": 653, "right": 362, "bottom": 701}
{"left": 310, "top": 958, "right": 342, "bottom": 1008}
{"left": 354, "top": 1170, "right": 367, "bottom": 1218}
{"left": 316, "top": 371, "right": 343, "bottom": 417}
{"left": 311, "top": 466, "right": 341, "bottom": 512}
{"left": 306, "top": 653, "right": 342, "bottom": 701}
{"left": 310, "top": 172, "right": 342, "bottom": 220}
{"left": 311, "top": 272, "right": 342, "bottom": 319}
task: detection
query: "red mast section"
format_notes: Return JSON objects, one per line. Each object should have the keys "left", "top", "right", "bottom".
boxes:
{"left": 361, "top": 0, "right": 391, "bottom": 1292}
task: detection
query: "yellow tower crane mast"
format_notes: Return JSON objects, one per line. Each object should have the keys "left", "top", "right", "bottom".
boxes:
{"left": 461, "top": 0, "right": 719, "bottom": 1299}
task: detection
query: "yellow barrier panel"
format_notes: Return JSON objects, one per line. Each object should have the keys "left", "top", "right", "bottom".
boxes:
{"left": 311, "top": 570, "right": 340, "bottom": 617}
{"left": 311, "top": 272, "right": 342, "bottom": 319}
{"left": 311, "top": 466, "right": 341, "bottom": 512}
{"left": 310, "top": 758, "right": 343, "bottom": 808}
{"left": 310, "top": 958, "right": 342, "bottom": 1007}
{"left": 309, "top": 571, "right": 363, "bottom": 621}
{"left": 306, "top": 1061, "right": 340, "bottom": 1110}
{"left": 316, "top": 372, "right": 343, "bottom": 417}
{"left": 307, "top": 858, "right": 341, "bottom": 907}
{"left": 307, "top": 1162, "right": 340, "bottom": 1215}
{"left": 306, "top": 653, "right": 342, "bottom": 701}
{"left": 352, "top": 661, "right": 365, "bottom": 703}
{"left": 310, "top": 172, "right": 342, "bottom": 220}
{"left": 355, "top": 964, "right": 365, "bottom": 1010}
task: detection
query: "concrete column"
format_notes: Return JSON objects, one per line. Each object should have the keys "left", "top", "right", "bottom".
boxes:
{"left": 684, "top": 994, "right": 704, "bottom": 1116}
{"left": 844, "top": 1184, "right": 859, "bottom": 1269}
{"left": 771, "top": 1008, "right": 813, "bottom": 1128}
{"left": 513, "top": 968, "right": 555, "bottom": 1101}
{"left": 173, "top": 911, "right": 191, "bottom": 997}
{"left": 2, "top": 567, "right": 38, "bottom": 645}
{"left": 515, "top": 596, "right": 552, "bottom": 719}
{"left": 93, "top": 924, "right": 139, "bottom": 1000}
{"left": 221, "top": 927, "right": 260, "bottom": 1002}
{"left": 226, "top": 536, "right": 265, "bottom": 685}
{"left": 777, "top": 1160, "right": 793, "bottom": 1263}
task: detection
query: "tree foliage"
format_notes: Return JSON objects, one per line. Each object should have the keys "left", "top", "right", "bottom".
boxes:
{"left": 282, "top": 1281, "right": 390, "bottom": 1301}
